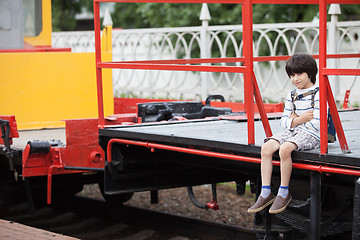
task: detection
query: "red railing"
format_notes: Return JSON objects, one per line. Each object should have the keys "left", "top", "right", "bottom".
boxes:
{"left": 93, "top": 0, "right": 360, "bottom": 155}
{"left": 107, "top": 138, "right": 360, "bottom": 176}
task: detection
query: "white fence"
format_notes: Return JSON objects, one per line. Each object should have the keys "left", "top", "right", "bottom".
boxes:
{"left": 52, "top": 8, "right": 360, "bottom": 105}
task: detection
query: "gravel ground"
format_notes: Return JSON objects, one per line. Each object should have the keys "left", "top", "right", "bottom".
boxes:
{"left": 77, "top": 183, "right": 255, "bottom": 228}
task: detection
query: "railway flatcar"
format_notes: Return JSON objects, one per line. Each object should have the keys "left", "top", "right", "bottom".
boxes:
{"left": 0, "top": 0, "right": 282, "bottom": 209}
{"left": 2, "top": 0, "right": 360, "bottom": 240}
{"left": 91, "top": 0, "right": 360, "bottom": 239}
{"left": 0, "top": 0, "right": 116, "bottom": 208}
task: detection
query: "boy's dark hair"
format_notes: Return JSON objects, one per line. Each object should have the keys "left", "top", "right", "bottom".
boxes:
{"left": 285, "top": 53, "right": 318, "bottom": 84}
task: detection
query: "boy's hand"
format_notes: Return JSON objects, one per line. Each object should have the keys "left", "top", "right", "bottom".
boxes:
{"left": 289, "top": 112, "right": 298, "bottom": 119}
{"left": 297, "top": 110, "right": 314, "bottom": 124}
{"left": 290, "top": 110, "right": 313, "bottom": 128}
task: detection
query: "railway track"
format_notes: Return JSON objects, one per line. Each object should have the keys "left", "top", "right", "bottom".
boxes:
{"left": 3, "top": 196, "right": 256, "bottom": 240}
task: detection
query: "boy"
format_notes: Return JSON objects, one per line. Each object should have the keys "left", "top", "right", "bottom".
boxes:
{"left": 248, "top": 54, "right": 320, "bottom": 214}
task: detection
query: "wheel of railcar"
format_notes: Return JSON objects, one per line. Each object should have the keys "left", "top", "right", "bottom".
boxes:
{"left": 98, "top": 183, "right": 133, "bottom": 204}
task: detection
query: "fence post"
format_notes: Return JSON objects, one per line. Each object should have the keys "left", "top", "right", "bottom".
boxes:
{"left": 200, "top": 3, "right": 211, "bottom": 101}
{"left": 328, "top": 4, "right": 341, "bottom": 102}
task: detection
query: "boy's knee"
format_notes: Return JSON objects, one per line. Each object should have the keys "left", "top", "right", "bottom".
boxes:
{"left": 279, "top": 142, "right": 297, "bottom": 158}
{"left": 261, "top": 140, "right": 278, "bottom": 157}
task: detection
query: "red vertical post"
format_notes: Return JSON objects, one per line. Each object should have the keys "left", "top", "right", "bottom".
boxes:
{"left": 242, "top": 0, "right": 254, "bottom": 144}
{"left": 342, "top": 90, "right": 350, "bottom": 109}
{"left": 252, "top": 72, "right": 272, "bottom": 138}
{"left": 325, "top": 77, "right": 349, "bottom": 152}
{"left": 94, "top": 0, "right": 105, "bottom": 128}
{"left": 319, "top": 0, "right": 328, "bottom": 154}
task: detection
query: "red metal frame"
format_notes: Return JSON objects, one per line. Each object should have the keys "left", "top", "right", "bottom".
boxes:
{"left": 342, "top": 90, "right": 351, "bottom": 109}
{"left": 94, "top": 0, "right": 360, "bottom": 154}
{"left": 107, "top": 138, "right": 360, "bottom": 176}
{"left": 20, "top": 115, "right": 140, "bottom": 204}
{"left": 22, "top": 118, "right": 105, "bottom": 204}
{"left": 109, "top": 54, "right": 360, "bottom": 65}
{"left": 114, "top": 97, "right": 284, "bottom": 115}
{"left": 21, "top": 119, "right": 105, "bottom": 178}
{"left": 0, "top": 115, "right": 19, "bottom": 145}
{"left": 325, "top": 76, "right": 349, "bottom": 152}
{"left": 0, "top": 47, "right": 71, "bottom": 53}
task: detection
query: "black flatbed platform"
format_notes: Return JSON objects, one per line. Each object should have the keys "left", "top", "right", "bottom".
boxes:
{"left": 100, "top": 109, "right": 360, "bottom": 170}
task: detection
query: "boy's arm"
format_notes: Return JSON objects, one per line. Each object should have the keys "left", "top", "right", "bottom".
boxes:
{"left": 280, "top": 91, "right": 296, "bottom": 129}
{"left": 303, "top": 93, "right": 320, "bottom": 131}
{"left": 290, "top": 93, "right": 320, "bottom": 130}
{"left": 290, "top": 111, "right": 314, "bottom": 128}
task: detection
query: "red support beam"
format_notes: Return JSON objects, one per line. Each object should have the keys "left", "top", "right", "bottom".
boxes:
{"left": 342, "top": 90, "right": 351, "bottom": 109}
{"left": 319, "top": 0, "right": 328, "bottom": 154}
{"left": 318, "top": 0, "right": 351, "bottom": 154}
{"left": 108, "top": 53, "right": 359, "bottom": 65}
{"left": 94, "top": 0, "right": 105, "bottom": 128}
{"left": 98, "top": 62, "right": 246, "bottom": 73}
{"left": 242, "top": 0, "right": 255, "bottom": 144}
{"left": 323, "top": 68, "right": 360, "bottom": 76}
{"left": 107, "top": 138, "right": 360, "bottom": 176}
{"left": 325, "top": 77, "right": 349, "bottom": 152}
{"left": 252, "top": 72, "right": 272, "bottom": 138}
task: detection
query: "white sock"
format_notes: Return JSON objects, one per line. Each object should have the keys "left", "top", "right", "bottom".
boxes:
{"left": 278, "top": 186, "right": 289, "bottom": 198}
{"left": 260, "top": 186, "right": 271, "bottom": 198}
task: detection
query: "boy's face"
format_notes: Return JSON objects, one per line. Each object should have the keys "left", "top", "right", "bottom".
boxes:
{"left": 290, "top": 72, "right": 313, "bottom": 89}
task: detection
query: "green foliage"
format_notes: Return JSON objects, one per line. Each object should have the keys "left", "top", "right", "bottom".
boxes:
{"left": 51, "top": 1, "right": 360, "bottom": 32}
{"left": 111, "top": 3, "right": 324, "bottom": 29}
{"left": 114, "top": 4, "right": 360, "bottom": 29}
{"left": 112, "top": 3, "right": 243, "bottom": 29}
{"left": 51, "top": 0, "right": 96, "bottom": 31}
{"left": 51, "top": 0, "right": 81, "bottom": 31}
{"left": 339, "top": 5, "right": 360, "bottom": 21}
{"left": 208, "top": 4, "right": 242, "bottom": 25}
{"left": 112, "top": 3, "right": 203, "bottom": 28}
{"left": 112, "top": 3, "right": 148, "bottom": 29}
{"left": 253, "top": 4, "right": 319, "bottom": 24}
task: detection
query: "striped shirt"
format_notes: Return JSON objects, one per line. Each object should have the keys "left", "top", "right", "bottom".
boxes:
{"left": 280, "top": 85, "right": 320, "bottom": 140}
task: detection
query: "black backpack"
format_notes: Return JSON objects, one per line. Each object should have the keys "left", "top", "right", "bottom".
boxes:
{"left": 291, "top": 87, "right": 336, "bottom": 143}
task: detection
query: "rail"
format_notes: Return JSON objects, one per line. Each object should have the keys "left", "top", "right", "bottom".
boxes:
{"left": 93, "top": 0, "right": 360, "bottom": 155}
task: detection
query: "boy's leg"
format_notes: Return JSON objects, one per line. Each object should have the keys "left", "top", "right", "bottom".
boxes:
{"left": 278, "top": 141, "right": 297, "bottom": 187}
{"left": 247, "top": 139, "right": 280, "bottom": 213}
{"left": 269, "top": 141, "right": 297, "bottom": 214}
{"left": 261, "top": 139, "right": 280, "bottom": 186}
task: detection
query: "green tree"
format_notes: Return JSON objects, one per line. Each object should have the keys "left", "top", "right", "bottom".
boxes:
{"left": 51, "top": 0, "right": 92, "bottom": 31}
{"left": 253, "top": 4, "right": 319, "bottom": 23}
{"left": 51, "top": 2, "right": 360, "bottom": 31}
{"left": 111, "top": 3, "right": 360, "bottom": 29}
{"left": 52, "top": 0, "right": 80, "bottom": 31}
{"left": 340, "top": 4, "right": 360, "bottom": 21}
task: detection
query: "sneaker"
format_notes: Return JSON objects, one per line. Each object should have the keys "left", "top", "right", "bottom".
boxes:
{"left": 247, "top": 193, "right": 275, "bottom": 213}
{"left": 269, "top": 193, "right": 292, "bottom": 214}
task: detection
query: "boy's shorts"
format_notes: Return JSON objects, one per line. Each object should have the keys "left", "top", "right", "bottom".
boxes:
{"left": 266, "top": 128, "right": 320, "bottom": 151}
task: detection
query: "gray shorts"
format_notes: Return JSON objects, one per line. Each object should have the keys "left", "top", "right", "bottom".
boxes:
{"left": 267, "top": 128, "right": 320, "bottom": 151}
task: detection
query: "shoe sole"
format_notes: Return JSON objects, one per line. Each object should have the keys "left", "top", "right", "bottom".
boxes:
{"left": 269, "top": 196, "right": 292, "bottom": 214}
{"left": 247, "top": 198, "right": 275, "bottom": 213}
